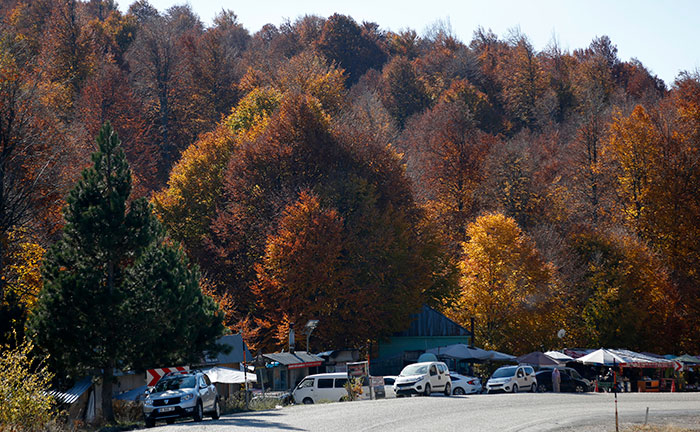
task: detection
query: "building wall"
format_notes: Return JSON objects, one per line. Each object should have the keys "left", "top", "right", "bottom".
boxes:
{"left": 378, "top": 335, "right": 471, "bottom": 359}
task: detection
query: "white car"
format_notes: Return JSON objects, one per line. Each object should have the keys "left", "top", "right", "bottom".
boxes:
{"left": 449, "top": 372, "right": 482, "bottom": 395}
{"left": 383, "top": 376, "right": 397, "bottom": 398}
{"left": 486, "top": 365, "right": 537, "bottom": 393}
{"left": 393, "top": 361, "right": 452, "bottom": 397}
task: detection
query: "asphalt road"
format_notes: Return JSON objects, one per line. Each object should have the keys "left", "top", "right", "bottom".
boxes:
{"left": 148, "top": 392, "right": 700, "bottom": 431}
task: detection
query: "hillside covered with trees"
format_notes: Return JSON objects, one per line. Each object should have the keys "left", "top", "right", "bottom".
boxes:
{"left": 2, "top": 0, "right": 699, "bottom": 360}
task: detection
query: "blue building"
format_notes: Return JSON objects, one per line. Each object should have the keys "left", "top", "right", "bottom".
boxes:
{"left": 371, "top": 305, "right": 472, "bottom": 375}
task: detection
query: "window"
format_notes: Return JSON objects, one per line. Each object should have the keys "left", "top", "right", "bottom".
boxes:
{"left": 524, "top": 367, "right": 534, "bottom": 375}
{"left": 383, "top": 377, "right": 395, "bottom": 385}
{"left": 437, "top": 364, "right": 447, "bottom": 374}
{"left": 335, "top": 378, "right": 348, "bottom": 388}
{"left": 154, "top": 376, "right": 195, "bottom": 392}
{"left": 570, "top": 370, "right": 582, "bottom": 379}
{"left": 429, "top": 365, "right": 437, "bottom": 376}
{"left": 298, "top": 378, "right": 314, "bottom": 389}
{"left": 199, "top": 376, "right": 207, "bottom": 388}
{"left": 318, "top": 378, "right": 333, "bottom": 389}
{"left": 203, "top": 374, "right": 211, "bottom": 386}
{"left": 517, "top": 369, "right": 524, "bottom": 378}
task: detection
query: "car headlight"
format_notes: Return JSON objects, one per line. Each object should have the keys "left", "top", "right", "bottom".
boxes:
{"left": 144, "top": 396, "right": 152, "bottom": 406}
{"left": 182, "top": 393, "right": 194, "bottom": 402}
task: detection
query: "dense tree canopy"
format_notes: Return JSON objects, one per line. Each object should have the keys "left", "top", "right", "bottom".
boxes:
{"left": 0, "top": 1, "right": 698, "bottom": 379}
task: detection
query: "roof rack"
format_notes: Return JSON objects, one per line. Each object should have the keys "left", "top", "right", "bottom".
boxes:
{"left": 161, "top": 369, "right": 194, "bottom": 379}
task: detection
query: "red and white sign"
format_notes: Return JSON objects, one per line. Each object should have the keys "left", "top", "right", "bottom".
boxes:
{"left": 673, "top": 361, "right": 684, "bottom": 372}
{"left": 146, "top": 366, "right": 189, "bottom": 386}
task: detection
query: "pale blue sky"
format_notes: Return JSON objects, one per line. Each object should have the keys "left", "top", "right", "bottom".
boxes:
{"left": 125, "top": 0, "right": 700, "bottom": 86}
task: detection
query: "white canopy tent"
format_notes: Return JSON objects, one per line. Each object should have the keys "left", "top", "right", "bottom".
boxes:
{"left": 204, "top": 366, "right": 257, "bottom": 384}
{"left": 576, "top": 348, "right": 674, "bottom": 368}
{"left": 427, "top": 344, "right": 515, "bottom": 361}
{"left": 544, "top": 351, "right": 575, "bottom": 362}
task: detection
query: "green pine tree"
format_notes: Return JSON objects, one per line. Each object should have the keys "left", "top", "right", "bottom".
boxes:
{"left": 30, "top": 123, "right": 224, "bottom": 422}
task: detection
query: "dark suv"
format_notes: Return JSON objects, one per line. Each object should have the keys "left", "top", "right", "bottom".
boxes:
{"left": 535, "top": 367, "right": 591, "bottom": 393}
{"left": 143, "top": 370, "right": 221, "bottom": 427}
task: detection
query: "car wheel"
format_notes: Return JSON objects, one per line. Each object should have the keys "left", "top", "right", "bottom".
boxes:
{"left": 444, "top": 383, "right": 451, "bottom": 396}
{"left": 302, "top": 397, "right": 314, "bottom": 405}
{"left": 212, "top": 398, "right": 221, "bottom": 419}
{"left": 537, "top": 384, "right": 547, "bottom": 393}
{"left": 453, "top": 387, "right": 465, "bottom": 395}
{"left": 530, "top": 383, "right": 536, "bottom": 392}
{"left": 193, "top": 401, "right": 204, "bottom": 422}
{"left": 144, "top": 418, "right": 155, "bottom": 428}
{"left": 575, "top": 384, "right": 585, "bottom": 393}
{"left": 424, "top": 383, "right": 431, "bottom": 396}
{"left": 512, "top": 384, "right": 518, "bottom": 393}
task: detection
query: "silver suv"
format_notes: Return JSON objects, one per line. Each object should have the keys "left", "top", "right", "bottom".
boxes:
{"left": 143, "top": 370, "right": 221, "bottom": 427}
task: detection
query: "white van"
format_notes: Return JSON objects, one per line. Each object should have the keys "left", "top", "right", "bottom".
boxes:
{"left": 393, "top": 361, "right": 452, "bottom": 397}
{"left": 292, "top": 372, "right": 370, "bottom": 404}
{"left": 486, "top": 365, "right": 537, "bottom": 393}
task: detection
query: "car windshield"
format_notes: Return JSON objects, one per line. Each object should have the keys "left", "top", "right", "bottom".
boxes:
{"left": 491, "top": 367, "right": 517, "bottom": 378}
{"left": 401, "top": 364, "right": 428, "bottom": 376}
{"left": 154, "top": 376, "right": 196, "bottom": 392}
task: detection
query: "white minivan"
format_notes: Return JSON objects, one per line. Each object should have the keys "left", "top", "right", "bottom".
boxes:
{"left": 486, "top": 365, "right": 537, "bottom": 393}
{"left": 292, "top": 372, "right": 369, "bottom": 404}
{"left": 393, "top": 361, "right": 452, "bottom": 397}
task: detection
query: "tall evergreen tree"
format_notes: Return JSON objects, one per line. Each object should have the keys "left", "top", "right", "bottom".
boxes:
{"left": 30, "top": 122, "right": 224, "bottom": 422}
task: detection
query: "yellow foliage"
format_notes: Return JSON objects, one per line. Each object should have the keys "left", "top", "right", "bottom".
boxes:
{"left": 606, "top": 105, "right": 663, "bottom": 225}
{"left": 446, "top": 213, "right": 564, "bottom": 354}
{"left": 0, "top": 336, "right": 56, "bottom": 430}
{"left": 2, "top": 229, "right": 44, "bottom": 310}
{"left": 153, "top": 87, "right": 282, "bottom": 251}
{"left": 275, "top": 51, "right": 346, "bottom": 114}
{"left": 152, "top": 125, "right": 236, "bottom": 249}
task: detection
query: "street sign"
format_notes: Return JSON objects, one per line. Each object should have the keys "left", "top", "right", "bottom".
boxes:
{"left": 673, "top": 361, "right": 683, "bottom": 372}
{"left": 146, "top": 366, "right": 189, "bottom": 386}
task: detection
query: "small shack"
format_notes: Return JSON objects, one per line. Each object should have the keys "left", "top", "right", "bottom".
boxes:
{"left": 256, "top": 351, "right": 324, "bottom": 391}
{"left": 201, "top": 334, "right": 253, "bottom": 398}
{"left": 317, "top": 349, "right": 361, "bottom": 372}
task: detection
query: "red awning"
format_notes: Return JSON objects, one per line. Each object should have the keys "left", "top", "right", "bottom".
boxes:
{"left": 287, "top": 361, "right": 323, "bottom": 370}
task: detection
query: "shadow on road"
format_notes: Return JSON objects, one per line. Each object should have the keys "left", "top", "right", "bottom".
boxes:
{"left": 207, "top": 411, "right": 306, "bottom": 431}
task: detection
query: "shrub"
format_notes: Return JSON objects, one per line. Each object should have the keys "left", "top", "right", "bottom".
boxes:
{"left": 0, "top": 336, "right": 56, "bottom": 430}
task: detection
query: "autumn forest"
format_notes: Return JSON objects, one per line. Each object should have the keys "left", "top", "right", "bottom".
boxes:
{"left": 2, "top": 0, "right": 699, "bottom": 359}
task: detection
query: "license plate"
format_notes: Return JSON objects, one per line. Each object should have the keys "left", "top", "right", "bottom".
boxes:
{"left": 160, "top": 407, "right": 175, "bottom": 413}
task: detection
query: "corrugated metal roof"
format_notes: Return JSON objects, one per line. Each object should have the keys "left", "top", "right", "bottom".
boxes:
{"left": 49, "top": 377, "right": 92, "bottom": 404}
{"left": 393, "top": 305, "right": 471, "bottom": 337}
{"left": 263, "top": 351, "right": 323, "bottom": 366}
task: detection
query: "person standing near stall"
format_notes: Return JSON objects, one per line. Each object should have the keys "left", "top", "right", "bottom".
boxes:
{"left": 552, "top": 367, "right": 561, "bottom": 393}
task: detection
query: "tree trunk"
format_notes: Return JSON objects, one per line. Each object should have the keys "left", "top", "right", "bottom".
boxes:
{"left": 101, "top": 366, "right": 115, "bottom": 423}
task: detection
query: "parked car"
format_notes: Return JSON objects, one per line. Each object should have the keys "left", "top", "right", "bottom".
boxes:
{"left": 143, "top": 370, "right": 220, "bottom": 428}
{"left": 485, "top": 365, "right": 537, "bottom": 393}
{"left": 394, "top": 361, "right": 452, "bottom": 397}
{"left": 541, "top": 367, "right": 593, "bottom": 390}
{"left": 449, "top": 372, "right": 482, "bottom": 395}
{"left": 292, "top": 372, "right": 369, "bottom": 404}
{"left": 383, "top": 376, "right": 397, "bottom": 398}
{"left": 535, "top": 368, "right": 591, "bottom": 393}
